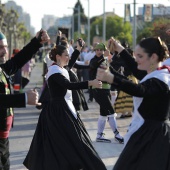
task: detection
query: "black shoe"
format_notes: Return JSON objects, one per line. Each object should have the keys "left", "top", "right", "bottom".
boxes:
{"left": 36, "top": 105, "right": 43, "bottom": 110}
{"left": 115, "top": 136, "right": 124, "bottom": 144}
{"left": 96, "top": 133, "right": 111, "bottom": 143}
{"left": 119, "top": 114, "right": 126, "bottom": 118}
{"left": 114, "top": 129, "right": 124, "bottom": 144}
{"left": 124, "top": 113, "right": 132, "bottom": 118}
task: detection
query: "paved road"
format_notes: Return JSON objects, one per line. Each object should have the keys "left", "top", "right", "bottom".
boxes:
{"left": 9, "top": 62, "right": 132, "bottom": 170}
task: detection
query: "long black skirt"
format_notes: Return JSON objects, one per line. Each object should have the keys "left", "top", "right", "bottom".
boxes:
{"left": 23, "top": 99, "right": 106, "bottom": 170}
{"left": 113, "top": 120, "right": 170, "bottom": 170}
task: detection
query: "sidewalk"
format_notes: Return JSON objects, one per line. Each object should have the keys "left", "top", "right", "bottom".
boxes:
{"left": 9, "top": 62, "right": 132, "bottom": 170}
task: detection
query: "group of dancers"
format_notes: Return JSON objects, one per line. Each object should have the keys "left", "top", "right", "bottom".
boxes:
{"left": 0, "top": 27, "right": 170, "bottom": 170}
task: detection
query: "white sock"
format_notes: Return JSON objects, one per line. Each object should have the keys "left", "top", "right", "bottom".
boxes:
{"left": 97, "top": 115, "right": 107, "bottom": 138}
{"left": 107, "top": 114, "right": 118, "bottom": 133}
{"left": 108, "top": 115, "right": 123, "bottom": 139}
{"left": 110, "top": 91, "right": 117, "bottom": 105}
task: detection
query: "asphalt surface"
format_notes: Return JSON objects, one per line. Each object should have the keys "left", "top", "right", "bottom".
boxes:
{"left": 9, "top": 62, "right": 132, "bottom": 170}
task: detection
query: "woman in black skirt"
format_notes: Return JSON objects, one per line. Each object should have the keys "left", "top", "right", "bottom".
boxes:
{"left": 23, "top": 45, "right": 107, "bottom": 170}
{"left": 97, "top": 36, "right": 170, "bottom": 170}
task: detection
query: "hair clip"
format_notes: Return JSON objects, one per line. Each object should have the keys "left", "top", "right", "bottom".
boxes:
{"left": 158, "top": 37, "right": 163, "bottom": 46}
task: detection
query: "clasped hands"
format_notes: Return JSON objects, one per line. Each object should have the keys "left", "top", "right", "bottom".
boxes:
{"left": 108, "top": 37, "right": 124, "bottom": 53}
{"left": 90, "top": 66, "right": 114, "bottom": 89}
{"left": 36, "top": 29, "right": 50, "bottom": 44}
{"left": 96, "top": 67, "right": 114, "bottom": 84}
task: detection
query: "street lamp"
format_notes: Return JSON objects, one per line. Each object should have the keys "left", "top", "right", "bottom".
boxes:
{"left": 68, "top": 7, "right": 75, "bottom": 39}
{"left": 103, "top": 0, "right": 106, "bottom": 43}
{"left": 68, "top": 6, "right": 81, "bottom": 39}
{"left": 133, "top": 0, "right": 137, "bottom": 49}
{"left": 86, "top": 0, "right": 90, "bottom": 47}
{"left": 78, "top": 5, "right": 81, "bottom": 37}
{"left": 8, "top": 25, "right": 13, "bottom": 59}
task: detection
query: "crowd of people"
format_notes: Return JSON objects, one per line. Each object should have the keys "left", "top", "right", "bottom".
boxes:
{"left": 0, "top": 27, "right": 170, "bottom": 170}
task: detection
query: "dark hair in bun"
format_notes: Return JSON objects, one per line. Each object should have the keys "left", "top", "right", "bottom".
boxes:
{"left": 60, "top": 40, "right": 69, "bottom": 47}
{"left": 49, "top": 45, "right": 66, "bottom": 62}
{"left": 139, "top": 37, "right": 169, "bottom": 61}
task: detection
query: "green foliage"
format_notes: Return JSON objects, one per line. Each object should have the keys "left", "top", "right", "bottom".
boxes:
{"left": 91, "top": 17, "right": 102, "bottom": 40}
{"left": 137, "top": 18, "right": 170, "bottom": 44}
{"left": 90, "top": 15, "right": 132, "bottom": 46}
{"left": 151, "top": 18, "right": 170, "bottom": 44}
{"left": 74, "top": 31, "right": 86, "bottom": 41}
{"left": 115, "top": 21, "right": 132, "bottom": 46}
{"left": 74, "top": 13, "right": 87, "bottom": 32}
{"left": 73, "top": 0, "right": 84, "bottom": 15}
{"left": 17, "top": 23, "right": 31, "bottom": 44}
{"left": 137, "top": 26, "right": 152, "bottom": 44}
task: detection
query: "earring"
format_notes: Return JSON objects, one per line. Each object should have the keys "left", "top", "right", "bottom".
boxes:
{"left": 57, "top": 59, "right": 61, "bottom": 66}
{"left": 56, "top": 60, "right": 61, "bottom": 66}
{"left": 150, "top": 63, "right": 154, "bottom": 72}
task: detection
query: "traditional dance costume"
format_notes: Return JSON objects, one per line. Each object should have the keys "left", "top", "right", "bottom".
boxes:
{"left": 112, "top": 50, "right": 170, "bottom": 170}
{"left": 114, "top": 75, "right": 138, "bottom": 114}
{"left": 23, "top": 64, "right": 106, "bottom": 170}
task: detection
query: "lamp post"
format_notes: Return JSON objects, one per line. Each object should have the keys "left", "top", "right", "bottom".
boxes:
{"left": 68, "top": 7, "right": 75, "bottom": 39}
{"left": 103, "top": 0, "right": 106, "bottom": 43}
{"left": 13, "top": 24, "right": 17, "bottom": 48}
{"left": 133, "top": 0, "right": 137, "bottom": 49}
{"left": 9, "top": 25, "right": 13, "bottom": 59}
{"left": 78, "top": 5, "right": 81, "bottom": 37}
{"left": 68, "top": 6, "right": 81, "bottom": 39}
{"left": 72, "top": 13, "right": 74, "bottom": 39}
{"left": 86, "top": 0, "right": 90, "bottom": 47}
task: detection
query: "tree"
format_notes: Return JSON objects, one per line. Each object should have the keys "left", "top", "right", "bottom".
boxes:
{"left": 91, "top": 15, "right": 132, "bottom": 46}
{"left": 17, "top": 23, "right": 31, "bottom": 45}
{"left": 137, "top": 18, "right": 170, "bottom": 45}
{"left": 151, "top": 18, "right": 170, "bottom": 44}
{"left": 137, "top": 23, "right": 152, "bottom": 43}
{"left": 73, "top": 0, "right": 87, "bottom": 32}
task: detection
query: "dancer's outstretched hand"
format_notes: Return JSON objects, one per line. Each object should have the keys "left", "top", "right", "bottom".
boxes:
{"left": 109, "top": 37, "right": 124, "bottom": 53}
{"left": 96, "top": 67, "right": 114, "bottom": 84}
{"left": 36, "top": 29, "right": 50, "bottom": 44}
{"left": 76, "top": 38, "right": 85, "bottom": 52}
{"left": 88, "top": 79, "right": 102, "bottom": 88}
{"left": 26, "top": 89, "right": 41, "bottom": 106}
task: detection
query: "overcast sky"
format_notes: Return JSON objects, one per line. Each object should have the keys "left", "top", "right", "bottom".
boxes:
{"left": 2, "top": 0, "right": 170, "bottom": 32}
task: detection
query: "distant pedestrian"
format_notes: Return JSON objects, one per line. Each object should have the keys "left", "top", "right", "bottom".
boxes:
{"left": 89, "top": 42, "right": 124, "bottom": 143}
